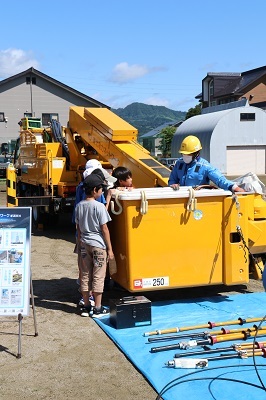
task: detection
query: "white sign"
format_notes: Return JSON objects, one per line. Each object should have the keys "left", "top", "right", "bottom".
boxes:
{"left": 0, "top": 208, "right": 31, "bottom": 316}
{"left": 133, "top": 276, "right": 169, "bottom": 289}
{"left": 52, "top": 159, "right": 64, "bottom": 169}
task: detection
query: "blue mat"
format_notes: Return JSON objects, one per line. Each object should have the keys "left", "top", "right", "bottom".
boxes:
{"left": 95, "top": 293, "right": 266, "bottom": 399}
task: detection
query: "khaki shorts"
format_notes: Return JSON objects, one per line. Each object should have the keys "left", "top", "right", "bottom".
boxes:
{"left": 74, "top": 240, "right": 83, "bottom": 273}
{"left": 80, "top": 243, "right": 107, "bottom": 293}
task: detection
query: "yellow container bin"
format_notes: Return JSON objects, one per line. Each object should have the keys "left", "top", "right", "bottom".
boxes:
{"left": 110, "top": 187, "right": 249, "bottom": 292}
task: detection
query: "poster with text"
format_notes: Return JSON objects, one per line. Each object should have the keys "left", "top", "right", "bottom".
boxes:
{"left": 0, "top": 207, "right": 31, "bottom": 316}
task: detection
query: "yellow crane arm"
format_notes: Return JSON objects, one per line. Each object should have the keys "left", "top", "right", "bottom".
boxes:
{"left": 68, "top": 106, "right": 170, "bottom": 188}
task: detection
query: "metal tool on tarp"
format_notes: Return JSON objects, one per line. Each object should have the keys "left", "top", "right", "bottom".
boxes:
{"left": 143, "top": 316, "right": 264, "bottom": 337}
{"left": 173, "top": 341, "right": 266, "bottom": 358}
{"left": 165, "top": 349, "right": 266, "bottom": 369}
{"left": 150, "top": 328, "right": 266, "bottom": 352}
{"left": 147, "top": 325, "right": 265, "bottom": 343}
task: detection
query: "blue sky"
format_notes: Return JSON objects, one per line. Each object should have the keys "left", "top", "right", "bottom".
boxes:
{"left": 0, "top": 0, "right": 265, "bottom": 111}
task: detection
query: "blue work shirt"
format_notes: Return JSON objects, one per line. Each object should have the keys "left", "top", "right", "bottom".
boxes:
{"left": 72, "top": 181, "right": 106, "bottom": 224}
{"left": 262, "top": 265, "right": 266, "bottom": 291}
{"left": 168, "top": 156, "right": 235, "bottom": 191}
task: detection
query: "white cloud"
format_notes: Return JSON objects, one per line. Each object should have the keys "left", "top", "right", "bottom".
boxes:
{"left": 144, "top": 96, "right": 170, "bottom": 107}
{"left": 0, "top": 48, "right": 40, "bottom": 78}
{"left": 109, "top": 62, "right": 149, "bottom": 83}
{"left": 109, "top": 62, "right": 166, "bottom": 84}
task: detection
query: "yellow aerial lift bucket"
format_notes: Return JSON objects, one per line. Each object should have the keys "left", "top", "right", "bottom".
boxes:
{"left": 109, "top": 187, "right": 266, "bottom": 292}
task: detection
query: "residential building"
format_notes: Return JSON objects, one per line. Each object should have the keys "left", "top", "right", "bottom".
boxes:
{"left": 0, "top": 67, "right": 108, "bottom": 146}
{"left": 196, "top": 66, "right": 266, "bottom": 113}
{"left": 141, "top": 121, "right": 183, "bottom": 157}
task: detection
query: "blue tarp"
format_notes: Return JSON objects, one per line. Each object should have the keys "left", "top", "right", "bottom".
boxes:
{"left": 95, "top": 293, "right": 266, "bottom": 399}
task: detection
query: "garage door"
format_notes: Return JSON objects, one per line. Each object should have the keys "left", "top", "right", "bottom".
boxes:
{"left": 227, "top": 145, "right": 266, "bottom": 175}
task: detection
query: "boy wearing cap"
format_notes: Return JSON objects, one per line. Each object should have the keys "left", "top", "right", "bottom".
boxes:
{"left": 73, "top": 160, "right": 117, "bottom": 307}
{"left": 75, "top": 174, "right": 114, "bottom": 317}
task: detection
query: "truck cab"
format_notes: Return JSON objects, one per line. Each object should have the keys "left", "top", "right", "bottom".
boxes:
{"left": 159, "top": 157, "right": 178, "bottom": 170}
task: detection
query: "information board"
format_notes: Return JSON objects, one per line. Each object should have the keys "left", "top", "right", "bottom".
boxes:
{"left": 0, "top": 207, "right": 31, "bottom": 316}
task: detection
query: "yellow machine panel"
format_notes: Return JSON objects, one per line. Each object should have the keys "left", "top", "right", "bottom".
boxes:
{"left": 109, "top": 188, "right": 265, "bottom": 292}
{"left": 84, "top": 107, "right": 138, "bottom": 141}
{"left": 6, "top": 107, "right": 170, "bottom": 227}
{"left": 67, "top": 107, "right": 170, "bottom": 188}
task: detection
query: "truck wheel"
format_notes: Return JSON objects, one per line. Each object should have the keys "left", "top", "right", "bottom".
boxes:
{"left": 46, "top": 212, "right": 60, "bottom": 227}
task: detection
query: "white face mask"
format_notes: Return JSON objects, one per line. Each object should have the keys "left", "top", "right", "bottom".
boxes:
{"left": 182, "top": 155, "right": 193, "bottom": 164}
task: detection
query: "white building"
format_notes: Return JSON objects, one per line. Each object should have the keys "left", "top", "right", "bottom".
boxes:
{"left": 171, "top": 103, "right": 266, "bottom": 175}
{"left": 0, "top": 67, "right": 107, "bottom": 146}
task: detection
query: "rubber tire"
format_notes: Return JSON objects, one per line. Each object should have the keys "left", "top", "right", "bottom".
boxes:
{"left": 46, "top": 213, "right": 60, "bottom": 227}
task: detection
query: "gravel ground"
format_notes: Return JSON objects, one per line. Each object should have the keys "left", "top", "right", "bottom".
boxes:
{"left": 0, "top": 180, "right": 264, "bottom": 400}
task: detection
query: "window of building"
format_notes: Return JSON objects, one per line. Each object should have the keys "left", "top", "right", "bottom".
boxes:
{"left": 209, "top": 80, "right": 214, "bottom": 96}
{"left": 219, "top": 99, "right": 229, "bottom": 105}
{"left": 240, "top": 113, "right": 255, "bottom": 121}
{"left": 0, "top": 112, "right": 4, "bottom": 122}
{"left": 42, "top": 113, "right": 59, "bottom": 126}
{"left": 26, "top": 77, "right": 37, "bottom": 85}
{"left": 210, "top": 101, "right": 217, "bottom": 107}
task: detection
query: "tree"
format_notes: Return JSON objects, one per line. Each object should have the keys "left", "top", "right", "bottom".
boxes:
{"left": 157, "top": 126, "right": 176, "bottom": 157}
{"left": 185, "top": 103, "right": 201, "bottom": 120}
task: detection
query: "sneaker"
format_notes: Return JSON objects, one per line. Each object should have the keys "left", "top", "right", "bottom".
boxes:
{"left": 78, "top": 297, "right": 85, "bottom": 307}
{"left": 80, "top": 305, "right": 91, "bottom": 317}
{"left": 91, "top": 306, "right": 109, "bottom": 318}
{"left": 89, "top": 295, "right": 95, "bottom": 307}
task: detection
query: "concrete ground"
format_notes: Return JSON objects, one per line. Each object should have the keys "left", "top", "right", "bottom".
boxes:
{"left": 0, "top": 180, "right": 264, "bottom": 400}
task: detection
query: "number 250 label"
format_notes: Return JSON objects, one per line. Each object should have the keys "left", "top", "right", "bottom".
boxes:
{"left": 152, "top": 277, "right": 169, "bottom": 287}
{"left": 140, "top": 276, "right": 169, "bottom": 289}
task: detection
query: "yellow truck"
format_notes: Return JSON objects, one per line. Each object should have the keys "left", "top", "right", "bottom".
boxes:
{"left": 7, "top": 107, "right": 170, "bottom": 226}
{"left": 6, "top": 106, "right": 266, "bottom": 291}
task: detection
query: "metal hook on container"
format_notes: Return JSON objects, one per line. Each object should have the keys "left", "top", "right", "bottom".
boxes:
{"left": 140, "top": 190, "right": 148, "bottom": 215}
{"left": 110, "top": 191, "right": 123, "bottom": 215}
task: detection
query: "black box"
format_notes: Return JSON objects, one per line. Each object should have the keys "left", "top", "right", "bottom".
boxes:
{"left": 109, "top": 296, "right": 151, "bottom": 329}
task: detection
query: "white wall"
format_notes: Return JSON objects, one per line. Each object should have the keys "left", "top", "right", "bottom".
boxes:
{"left": 210, "top": 106, "right": 266, "bottom": 174}
{"left": 0, "top": 75, "right": 101, "bottom": 146}
{"left": 172, "top": 106, "right": 266, "bottom": 175}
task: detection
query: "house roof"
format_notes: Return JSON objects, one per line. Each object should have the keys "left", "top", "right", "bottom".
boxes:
{"left": 235, "top": 66, "right": 266, "bottom": 94}
{"left": 196, "top": 65, "right": 266, "bottom": 100}
{"left": 201, "top": 98, "right": 248, "bottom": 114}
{"left": 176, "top": 108, "right": 233, "bottom": 136}
{"left": 171, "top": 105, "right": 258, "bottom": 159}
{"left": 0, "top": 67, "right": 109, "bottom": 108}
{"left": 141, "top": 121, "right": 182, "bottom": 139}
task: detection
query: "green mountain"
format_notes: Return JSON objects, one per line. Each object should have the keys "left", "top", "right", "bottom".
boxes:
{"left": 111, "top": 102, "right": 186, "bottom": 136}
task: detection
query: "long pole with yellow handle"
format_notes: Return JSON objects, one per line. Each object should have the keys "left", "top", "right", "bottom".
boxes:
{"left": 143, "top": 316, "right": 264, "bottom": 337}
{"left": 150, "top": 329, "right": 266, "bottom": 353}
{"left": 147, "top": 325, "right": 264, "bottom": 343}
